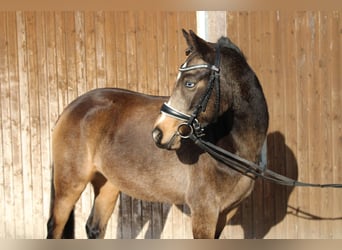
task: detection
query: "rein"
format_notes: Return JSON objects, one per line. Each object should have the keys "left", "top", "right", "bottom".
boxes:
{"left": 160, "top": 45, "right": 342, "bottom": 189}
{"left": 190, "top": 135, "right": 342, "bottom": 188}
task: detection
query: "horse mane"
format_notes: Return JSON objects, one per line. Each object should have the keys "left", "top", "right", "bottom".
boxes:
{"left": 217, "top": 36, "right": 246, "bottom": 60}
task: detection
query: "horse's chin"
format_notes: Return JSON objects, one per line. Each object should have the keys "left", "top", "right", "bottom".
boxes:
{"left": 155, "top": 136, "right": 181, "bottom": 151}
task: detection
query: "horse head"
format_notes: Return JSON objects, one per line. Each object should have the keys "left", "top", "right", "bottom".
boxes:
{"left": 152, "top": 29, "right": 244, "bottom": 150}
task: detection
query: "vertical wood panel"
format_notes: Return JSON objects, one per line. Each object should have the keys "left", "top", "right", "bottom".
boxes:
{"left": 281, "top": 11, "right": 299, "bottom": 238}
{"left": 94, "top": 11, "right": 106, "bottom": 88}
{"left": 6, "top": 12, "right": 21, "bottom": 238}
{"left": 84, "top": 12, "right": 97, "bottom": 91}
{"left": 16, "top": 11, "right": 30, "bottom": 238}
{"left": 330, "top": 11, "right": 342, "bottom": 239}
{"left": 0, "top": 12, "right": 11, "bottom": 238}
{"left": 227, "top": 10, "right": 342, "bottom": 239}
{"left": 26, "top": 11, "right": 42, "bottom": 238}
{"left": 35, "top": 12, "right": 51, "bottom": 238}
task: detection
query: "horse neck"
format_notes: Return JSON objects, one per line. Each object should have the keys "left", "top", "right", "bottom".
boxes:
{"left": 206, "top": 71, "right": 269, "bottom": 161}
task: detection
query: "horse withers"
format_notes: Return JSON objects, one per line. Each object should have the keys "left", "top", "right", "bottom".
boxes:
{"left": 47, "top": 29, "right": 268, "bottom": 239}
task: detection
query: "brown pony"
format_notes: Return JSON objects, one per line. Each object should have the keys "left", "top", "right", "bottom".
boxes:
{"left": 47, "top": 30, "right": 268, "bottom": 239}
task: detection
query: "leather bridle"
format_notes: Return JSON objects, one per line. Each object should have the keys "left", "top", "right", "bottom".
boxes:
{"left": 161, "top": 45, "right": 221, "bottom": 139}
{"left": 158, "top": 45, "right": 342, "bottom": 189}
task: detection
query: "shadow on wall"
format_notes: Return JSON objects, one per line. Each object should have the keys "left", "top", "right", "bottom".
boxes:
{"left": 230, "top": 131, "right": 298, "bottom": 238}
{"left": 115, "top": 131, "right": 298, "bottom": 238}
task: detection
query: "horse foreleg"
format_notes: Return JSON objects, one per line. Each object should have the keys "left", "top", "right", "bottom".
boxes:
{"left": 86, "top": 174, "right": 120, "bottom": 239}
{"left": 190, "top": 205, "right": 220, "bottom": 239}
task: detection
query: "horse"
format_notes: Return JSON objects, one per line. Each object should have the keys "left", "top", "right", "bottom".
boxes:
{"left": 46, "top": 29, "right": 269, "bottom": 239}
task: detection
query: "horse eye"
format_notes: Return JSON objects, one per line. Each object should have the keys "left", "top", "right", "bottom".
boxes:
{"left": 185, "top": 81, "right": 195, "bottom": 88}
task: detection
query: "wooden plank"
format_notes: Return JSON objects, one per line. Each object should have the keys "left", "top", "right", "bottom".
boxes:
{"left": 140, "top": 200, "right": 152, "bottom": 238}
{"left": 316, "top": 11, "right": 332, "bottom": 238}
{"left": 0, "top": 12, "right": 5, "bottom": 238}
{"left": 6, "top": 11, "right": 22, "bottom": 238}
{"left": 84, "top": 12, "right": 97, "bottom": 91}
{"left": 64, "top": 12, "right": 77, "bottom": 103}
{"left": 330, "top": 10, "right": 342, "bottom": 239}
{"left": 282, "top": 11, "right": 300, "bottom": 239}
{"left": 16, "top": 11, "right": 32, "bottom": 238}
{"left": 151, "top": 202, "right": 164, "bottom": 238}
{"left": 156, "top": 12, "right": 169, "bottom": 96}
{"left": 305, "top": 11, "right": 321, "bottom": 238}
{"left": 136, "top": 11, "right": 148, "bottom": 93}
{"left": 36, "top": 11, "right": 52, "bottom": 238}
{"left": 130, "top": 197, "right": 142, "bottom": 238}
{"left": 166, "top": 12, "right": 180, "bottom": 95}
{"left": 295, "top": 11, "right": 314, "bottom": 238}
{"left": 0, "top": 11, "right": 12, "bottom": 238}
{"left": 75, "top": 11, "right": 87, "bottom": 96}
{"left": 119, "top": 193, "right": 132, "bottom": 238}
{"left": 54, "top": 11, "right": 68, "bottom": 114}
{"left": 145, "top": 11, "right": 159, "bottom": 95}
{"left": 94, "top": 11, "right": 106, "bottom": 88}
{"left": 114, "top": 11, "right": 128, "bottom": 89}
{"left": 25, "top": 11, "right": 43, "bottom": 238}
{"left": 45, "top": 12, "right": 59, "bottom": 129}
{"left": 104, "top": 11, "right": 118, "bottom": 89}
{"left": 125, "top": 11, "right": 138, "bottom": 91}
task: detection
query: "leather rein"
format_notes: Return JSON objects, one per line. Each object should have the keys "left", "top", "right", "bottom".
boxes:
{"left": 160, "top": 45, "right": 342, "bottom": 188}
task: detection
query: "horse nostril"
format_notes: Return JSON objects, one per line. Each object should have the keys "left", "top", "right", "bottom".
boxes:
{"left": 152, "top": 128, "right": 163, "bottom": 144}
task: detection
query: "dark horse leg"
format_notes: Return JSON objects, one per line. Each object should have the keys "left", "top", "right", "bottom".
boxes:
{"left": 215, "top": 207, "right": 239, "bottom": 238}
{"left": 86, "top": 172, "right": 120, "bottom": 239}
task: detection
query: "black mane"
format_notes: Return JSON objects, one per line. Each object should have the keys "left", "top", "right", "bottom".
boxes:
{"left": 217, "top": 36, "right": 246, "bottom": 60}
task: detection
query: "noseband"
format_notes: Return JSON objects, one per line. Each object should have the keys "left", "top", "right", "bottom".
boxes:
{"left": 160, "top": 45, "right": 221, "bottom": 138}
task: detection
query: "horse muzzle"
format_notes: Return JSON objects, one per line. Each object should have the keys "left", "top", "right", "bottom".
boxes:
{"left": 152, "top": 113, "right": 184, "bottom": 150}
{"left": 152, "top": 127, "right": 181, "bottom": 150}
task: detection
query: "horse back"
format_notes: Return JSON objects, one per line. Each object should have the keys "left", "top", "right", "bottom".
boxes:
{"left": 52, "top": 88, "right": 190, "bottom": 203}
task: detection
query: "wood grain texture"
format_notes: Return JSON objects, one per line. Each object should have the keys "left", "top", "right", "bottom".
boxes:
{"left": 227, "top": 10, "right": 342, "bottom": 239}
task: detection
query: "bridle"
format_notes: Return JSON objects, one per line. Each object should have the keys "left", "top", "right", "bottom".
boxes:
{"left": 160, "top": 45, "right": 221, "bottom": 139}
{"left": 158, "top": 45, "right": 342, "bottom": 189}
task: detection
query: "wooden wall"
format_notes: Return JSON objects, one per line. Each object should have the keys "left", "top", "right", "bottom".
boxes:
{"left": 225, "top": 11, "right": 342, "bottom": 239}
{"left": 0, "top": 10, "right": 341, "bottom": 239}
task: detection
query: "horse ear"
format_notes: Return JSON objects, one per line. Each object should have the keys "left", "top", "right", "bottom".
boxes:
{"left": 188, "top": 30, "right": 214, "bottom": 60}
{"left": 182, "top": 29, "right": 193, "bottom": 55}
